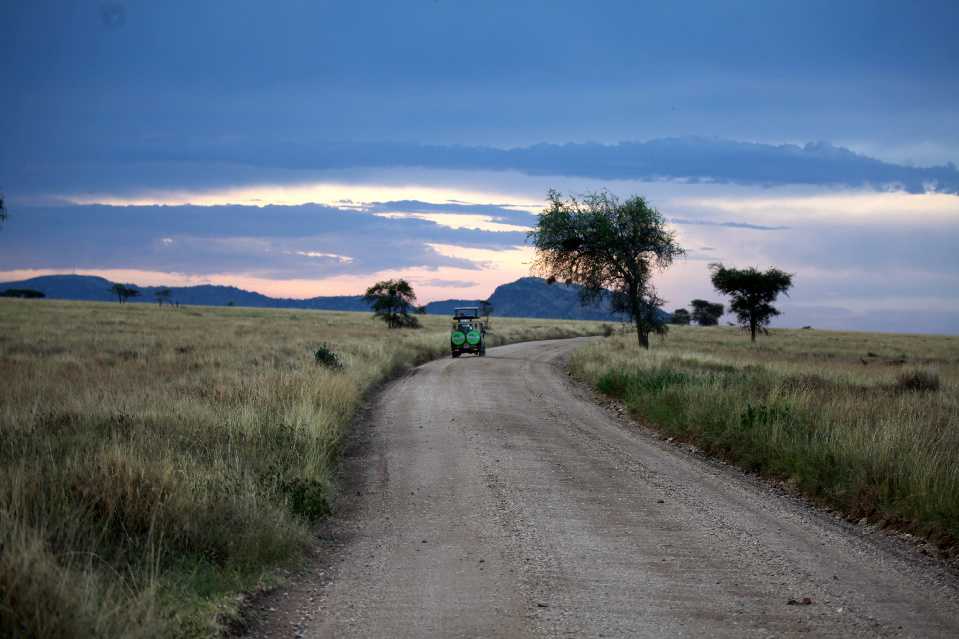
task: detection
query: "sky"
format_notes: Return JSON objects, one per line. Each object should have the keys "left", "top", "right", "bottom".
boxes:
{"left": 2, "top": 0, "right": 958, "bottom": 333}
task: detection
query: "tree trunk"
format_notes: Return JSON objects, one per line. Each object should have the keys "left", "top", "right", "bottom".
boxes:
{"left": 635, "top": 317, "right": 650, "bottom": 350}
{"left": 750, "top": 319, "right": 757, "bottom": 342}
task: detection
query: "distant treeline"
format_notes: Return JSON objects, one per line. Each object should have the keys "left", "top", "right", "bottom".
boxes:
{"left": 0, "top": 288, "right": 45, "bottom": 299}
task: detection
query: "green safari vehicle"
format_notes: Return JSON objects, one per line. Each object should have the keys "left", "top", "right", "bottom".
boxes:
{"left": 450, "top": 307, "right": 486, "bottom": 358}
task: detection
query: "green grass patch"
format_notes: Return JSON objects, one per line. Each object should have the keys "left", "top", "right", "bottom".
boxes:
{"left": 0, "top": 299, "right": 606, "bottom": 638}
{"left": 571, "top": 327, "right": 959, "bottom": 551}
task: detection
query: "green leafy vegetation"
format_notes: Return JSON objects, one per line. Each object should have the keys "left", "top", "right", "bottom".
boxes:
{"left": 313, "top": 343, "right": 343, "bottom": 370}
{"left": 529, "top": 190, "right": 683, "bottom": 349}
{"left": 363, "top": 279, "right": 420, "bottom": 328}
{"left": 689, "top": 299, "right": 724, "bottom": 326}
{"left": 571, "top": 326, "right": 959, "bottom": 553}
{"left": 709, "top": 263, "right": 794, "bottom": 341}
{"left": 0, "top": 299, "right": 605, "bottom": 638}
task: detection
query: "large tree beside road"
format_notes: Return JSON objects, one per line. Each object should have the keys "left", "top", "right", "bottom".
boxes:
{"left": 529, "top": 190, "right": 683, "bottom": 349}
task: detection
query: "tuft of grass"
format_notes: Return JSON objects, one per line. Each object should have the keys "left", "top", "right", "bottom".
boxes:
{"left": 571, "top": 326, "right": 959, "bottom": 551}
{"left": 0, "top": 299, "right": 606, "bottom": 637}
{"left": 896, "top": 368, "right": 941, "bottom": 393}
{"left": 313, "top": 343, "right": 343, "bottom": 370}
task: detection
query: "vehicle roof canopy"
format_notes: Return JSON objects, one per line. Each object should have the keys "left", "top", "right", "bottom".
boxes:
{"left": 453, "top": 307, "right": 480, "bottom": 318}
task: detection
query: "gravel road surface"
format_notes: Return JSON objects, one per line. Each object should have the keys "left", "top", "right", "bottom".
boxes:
{"left": 248, "top": 337, "right": 959, "bottom": 638}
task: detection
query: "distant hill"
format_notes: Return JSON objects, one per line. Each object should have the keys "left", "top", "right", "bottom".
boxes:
{"left": 424, "top": 277, "right": 631, "bottom": 322}
{"left": 0, "top": 274, "right": 649, "bottom": 322}
{"left": 0, "top": 275, "right": 371, "bottom": 311}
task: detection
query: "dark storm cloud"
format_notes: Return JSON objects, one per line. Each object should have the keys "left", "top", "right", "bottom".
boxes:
{"left": 6, "top": 139, "right": 959, "bottom": 200}
{"left": 3, "top": 1, "right": 958, "bottom": 199}
{"left": 0, "top": 203, "right": 527, "bottom": 278}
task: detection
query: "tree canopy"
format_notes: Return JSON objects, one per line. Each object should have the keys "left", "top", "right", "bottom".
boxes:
{"left": 364, "top": 279, "right": 420, "bottom": 328}
{"left": 479, "top": 300, "right": 493, "bottom": 322}
{"left": 710, "top": 263, "right": 794, "bottom": 341}
{"left": 529, "top": 190, "right": 683, "bottom": 349}
{"left": 109, "top": 283, "right": 140, "bottom": 303}
{"left": 155, "top": 287, "right": 173, "bottom": 306}
{"left": 670, "top": 308, "right": 691, "bottom": 325}
{"left": 0, "top": 288, "right": 45, "bottom": 299}
{"left": 690, "top": 299, "right": 724, "bottom": 326}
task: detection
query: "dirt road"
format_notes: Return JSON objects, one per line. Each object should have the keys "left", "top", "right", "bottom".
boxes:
{"left": 249, "top": 338, "right": 959, "bottom": 638}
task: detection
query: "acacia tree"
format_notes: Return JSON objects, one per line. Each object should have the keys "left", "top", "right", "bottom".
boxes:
{"left": 480, "top": 299, "right": 493, "bottom": 324}
{"left": 670, "top": 308, "right": 691, "bottom": 325}
{"left": 690, "top": 299, "right": 724, "bottom": 326}
{"left": 529, "top": 190, "right": 684, "bottom": 349}
{"left": 110, "top": 283, "right": 140, "bottom": 303}
{"left": 364, "top": 279, "right": 420, "bottom": 328}
{"left": 155, "top": 287, "right": 172, "bottom": 306}
{"left": 710, "top": 263, "right": 794, "bottom": 342}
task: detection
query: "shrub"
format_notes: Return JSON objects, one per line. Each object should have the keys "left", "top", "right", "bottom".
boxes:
{"left": 280, "top": 476, "right": 331, "bottom": 521}
{"left": 313, "top": 344, "right": 342, "bottom": 369}
{"left": 394, "top": 314, "right": 421, "bottom": 329}
{"left": 896, "top": 368, "right": 941, "bottom": 392}
{"left": 597, "top": 369, "right": 630, "bottom": 398}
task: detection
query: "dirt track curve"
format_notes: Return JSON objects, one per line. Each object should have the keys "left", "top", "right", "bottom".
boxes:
{"left": 247, "top": 337, "right": 959, "bottom": 638}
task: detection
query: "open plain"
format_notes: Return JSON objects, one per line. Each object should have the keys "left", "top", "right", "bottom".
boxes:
{"left": 0, "top": 299, "right": 603, "bottom": 637}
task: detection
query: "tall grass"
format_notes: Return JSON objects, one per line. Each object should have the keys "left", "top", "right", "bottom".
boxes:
{"left": 571, "top": 326, "right": 959, "bottom": 553}
{"left": 0, "top": 299, "right": 603, "bottom": 638}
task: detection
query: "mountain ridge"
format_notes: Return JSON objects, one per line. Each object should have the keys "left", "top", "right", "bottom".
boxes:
{"left": 0, "top": 274, "right": 633, "bottom": 322}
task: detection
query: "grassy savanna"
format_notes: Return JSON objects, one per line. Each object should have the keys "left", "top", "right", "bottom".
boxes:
{"left": 572, "top": 326, "right": 959, "bottom": 553}
{"left": 0, "top": 299, "right": 605, "bottom": 638}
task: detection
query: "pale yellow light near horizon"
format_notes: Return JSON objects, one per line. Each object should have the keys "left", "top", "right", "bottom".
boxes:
{"left": 675, "top": 190, "right": 959, "bottom": 225}
{"left": 374, "top": 212, "right": 532, "bottom": 233}
{"left": 65, "top": 181, "right": 543, "bottom": 211}
{"left": 63, "top": 182, "right": 959, "bottom": 228}
{"left": 26, "top": 181, "right": 958, "bottom": 312}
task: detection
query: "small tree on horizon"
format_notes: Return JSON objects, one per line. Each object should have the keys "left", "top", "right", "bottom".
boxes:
{"left": 528, "top": 190, "right": 684, "bottom": 349}
{"left": 155, "top": 287, "right": 172, "bottom": 306}
{"left": 109, "top": 283, "right": 140, "bottom": 304}
{"left": 364, "top": 279, "right": 420, "bottom": 329}
{"left": 670, "top": 308, "right": 691, "bottom": 325}
{"left": 710, "top": 263, "right": 794, "bottom": 342}
{"left": 690, "top": 299, "right": 724, "bottom": 326}
{"left": 480, "top": 299, "right": 493, "bottom": 324}
{"left": 0, "top": 288, "right": 45, "bottom": 299}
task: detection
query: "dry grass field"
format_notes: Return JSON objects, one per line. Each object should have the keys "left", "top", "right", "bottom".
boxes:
{"left": 571, "top": 325, "right": 959, "bottom": 556}
{"left": 0, "top": 299, "right": 605, "bottom": 638}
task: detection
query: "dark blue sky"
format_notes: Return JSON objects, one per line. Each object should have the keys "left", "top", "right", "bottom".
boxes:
{"left": 2, "top": 1, "right": 958, "bottom": 332}
{"left": 4, "top": 0, "right": 958, "bottom": 194}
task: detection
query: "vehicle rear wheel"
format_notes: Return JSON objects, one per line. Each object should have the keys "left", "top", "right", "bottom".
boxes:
{"left": 451, "top": 351, "right": 460, "bottom": 358}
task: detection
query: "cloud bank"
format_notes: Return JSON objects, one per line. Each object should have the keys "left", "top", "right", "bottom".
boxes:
{"left": 7, "top": 138, "right": 957, "bottom": 201}
{"left": 0, "top": 203, "right": 527, "bottom": 280}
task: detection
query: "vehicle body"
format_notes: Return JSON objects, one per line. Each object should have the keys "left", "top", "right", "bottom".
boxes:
{"left": 450, "top": 307, "right": 486, "bottom": 357}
